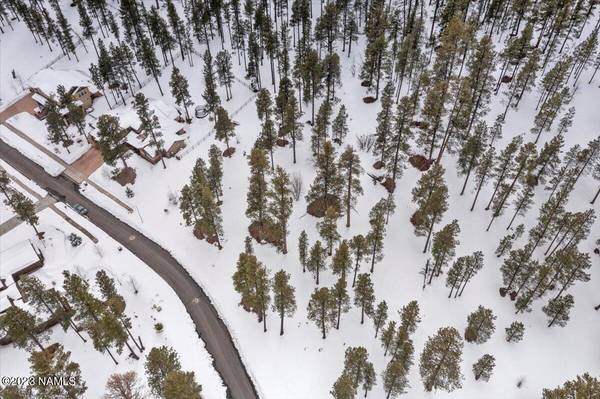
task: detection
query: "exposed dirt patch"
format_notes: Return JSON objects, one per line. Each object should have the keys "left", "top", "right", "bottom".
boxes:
{"left": 411, "top": 120, "right": 429, "bottom": 130}
{"left": 307, "top": 195, "right": 339, "bottom": 218}
{"left": 223, "top": 147, "right": 236, "bottom": 158}
{"left": 248, "top": 220, "right": 283, "bottom": 248}
{"left": 373, "top": 160, "right": 384, "bottom": 170}
{"left": 382, "top": 177, "right": 396, "bottom": 193}
{"left": 113, "top": 167, "right": 136, "bottom": 186}
{"left": 193, "top": 221, "right": 219, "bottom": 246}
{"left": 363, "top": 96, "right": 377, "bottom": 104}
{"left": 276, "top": 138, "right": 289, "bottom": 147}
{"left": 409, "top": 154, "right": 433, "bottom": 171}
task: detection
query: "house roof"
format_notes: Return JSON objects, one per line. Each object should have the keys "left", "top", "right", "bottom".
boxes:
{"left": 0, "top": 240, "right": 42, "bottom": 279}
{"left": 31, "top": 93, "right": 48, "bottom": 105}
{"left": 28, "top": 67, "right": 96, "bottom": 98}
{"left": 97, "top": 98, "right": 188, "bottom": 157}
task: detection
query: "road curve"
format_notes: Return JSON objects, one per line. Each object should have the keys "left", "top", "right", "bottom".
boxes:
{"left": 0, "top": 140, "right": 259, "bottom": 399}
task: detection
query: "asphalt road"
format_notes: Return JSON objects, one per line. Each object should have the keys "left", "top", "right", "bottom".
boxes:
{"left": 0, "top": 140, "right": 259, "bottom": 399}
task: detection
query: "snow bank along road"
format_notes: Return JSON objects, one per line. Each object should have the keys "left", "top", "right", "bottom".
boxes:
{"left": 0, "top": 139, "right": 259, "bottom": 399}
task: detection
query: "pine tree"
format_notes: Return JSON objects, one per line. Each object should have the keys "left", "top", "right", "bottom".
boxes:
{"left": 332, "top": 277, "right": 351, "bottom": 329}
{"left": 411, "top": 164, "right": 449, "bottom": 252}
{"left": 46, "top": 102, "right": 73, "bottom": 152}
{"left": 542, "top": 373, "right": 600, "bottom": 398}
{"left": 256, "top": 89, "right": 273, "bottom": 122}
{"left": 371, "top": 300, "right": 388, "bottom": 338}
{"left": 339, "top": 146, "right": 363, "bottom": 227}
{"left": 214, "top": 106, "right": 236, "bottom": 150}
{"left": 138, "top": 32, "right": 164, "bottom": 95}
{"left": 373, "top": 82, "right": 395, "bottom": 165}
{"left": 267, "top": 166, "right": 293, "bottom": 253}
{"left": 246, "top": 146, "right": 270, "bottom": 233}
{"left": 318, "top": 207, "right": 340, "bottom": 256}
{"left": 29, "top": 344, "right": 87, "bottom": 397}
{"left": 472, "top": 354, "right": 495, "bottom": 382}
{"left": 332, "top": 105, "right": 349, "bottom": 145}
{"left": 163, "top": 370, "right": 203, "bottom": 399}
{"left": 281, "top": 92, "right": 304, "bottom": 163}
{"left": 366, "top": 199, "right": 387, "bottom": 273}
{"left": 67, "top": 102, "right": 87, "bottom": 140}
{"left": 428, "top": 220, "right": 460, "bottom": 285}
{"left": 495, "top": 224, "right": 525, "bottom": 257}
{"left": 232, "top": 253, "right": 270, "bottom": 330}
{"left": 486, "top": 142, "right": 537, "bottom": 231}
{"left": 134, "top": 93, "right": 166, "bottom": 168}
{"left": 485, "top": 136, "right": 523, "bottom": 211}
{"left": 259, "top": 116, "right": 277, "bottom": 170}
{"left": 303, "top": 48, "right": 324, "bottom": 124}
{"left": 505, "top": 321, "right": 525, "bottom": 342}
{"left": 419, "top": 79, "right": 449, "bottom": 160}
{"left": 272, "top": 270, "right": 296, "bottom": 335}
{"left": 382, "top": 357, "right": 409, "bottom": 399}
{"left": 531, "top": 88, "right": 569, "bottom": 144}
{"left": 215, "top": 50, "right": 235, "bottom": 100}
{"left": 307, "top": 240, "right": 326, "bottom": 285}
{"left": 311, "top": 100, "right": 332, "bottom": 156}
{"left": 306, "top": 141, "right": 343, "bottom": 216}
{"left": 19, "top": 275, "right": 85, "bottom": 342}
{"left": 202, "top": 50, "right": 221, "bottom": 117}
{"left": 349, "top": 234, "right": 367, "bottom": 287}
{"left": 145, "top": 346, "right": 182, "bottom": 397}
{"left": 96, "top": 115, "right": 130, "bottom": 168}
{"left": 354, "top": 273, "right": 375, "bottom": 324}
{"left": 342, "top": 346, "right": 374, "bottom": 392}
{"left": 386, "top": 97, "right": 414, "bottom": 186}
{"left": 0, "top": 306, "right": 48, "bottom": 351}
{"left": 419, "top": 326, "right": 463, "bottom": 392}
{"left": 380, "top": 321, "right": 397, "bottom": 357}
{"left": 543, "top": 294, "right": 575, "bottom": 327}
{"left": 445, "top": 251, "right": 484, "bottom": 298}
{"left": 457, "top": 121, "right": 489, "bottom": 196}
{"left": 331, "top": 373, "right": 355, "bottom": 399}
{"left": 298, "top": 230, "right": 308, "bottom": 273}
{"left": 307, "top": 287, "right": 336, "bottom": 339}
{"left": 464, "top": 306, "right": 496, "bottom": 344}
{"left": 169, "top": 67, "right": 193, "bottom": 121}
{"left": 0, "top": 168, "right": 13, "bottom": 203}
{"left": 7, "top": 191, "right": 40, "bottom": 236}
{"left": 207, "top": 145, "right": 223, "bottom": 202}
{"left": 332, "top": 240, "right": 352, "bottom": 281}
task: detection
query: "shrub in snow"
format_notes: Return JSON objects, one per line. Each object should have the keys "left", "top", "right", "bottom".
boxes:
{"left": 168, "top": 191, "right": 179, "bottom": 206}
{"left": 154, "top": 322, "right": 164, "bottom": 333}
{"left": 125, "top": 187, "right": 135, "bottom": 198}
{"left": 68, "top": 233, "right": 82, "bottom": 247}
{"left": 357, "top": 134, "right": 375, "bottom": 152}
{"left": 473, "top": 354, "right": 495, "bottom": 382}
{"left": 505, "top": 321, "right": 525, "bottom": 342}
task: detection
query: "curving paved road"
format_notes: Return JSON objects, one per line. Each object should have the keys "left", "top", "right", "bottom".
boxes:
{"left": 0, "top": 140, "right": 259, "bottom": 399}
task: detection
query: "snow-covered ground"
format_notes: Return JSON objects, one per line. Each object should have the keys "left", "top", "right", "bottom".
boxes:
{"left": 1, "top": 0, "right": 599, "bottom": 398}
{"left": 0, "top": 125, "right": 65, "bottom": 176}
{"left": 0, "top": 161, "right": 227, "bottom": 398}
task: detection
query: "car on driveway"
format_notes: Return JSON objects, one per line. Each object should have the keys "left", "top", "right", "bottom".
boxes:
{"left": 72, "top": 203, "right": 88, "bottom": 216}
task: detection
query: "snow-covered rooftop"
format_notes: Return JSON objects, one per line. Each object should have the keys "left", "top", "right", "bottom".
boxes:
{"left": 99, "top": 98, "right": 188, "bottom": 155}
{"left": 28, "top": 67, "right": 95, "bottom": 97}
{"left": 0, "top": 239, "right": 42, "bottom": 279}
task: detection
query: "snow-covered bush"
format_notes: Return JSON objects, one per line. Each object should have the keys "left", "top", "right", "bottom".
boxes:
{"left": 68, "top": 233, "right": 82, "bottom": 247}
